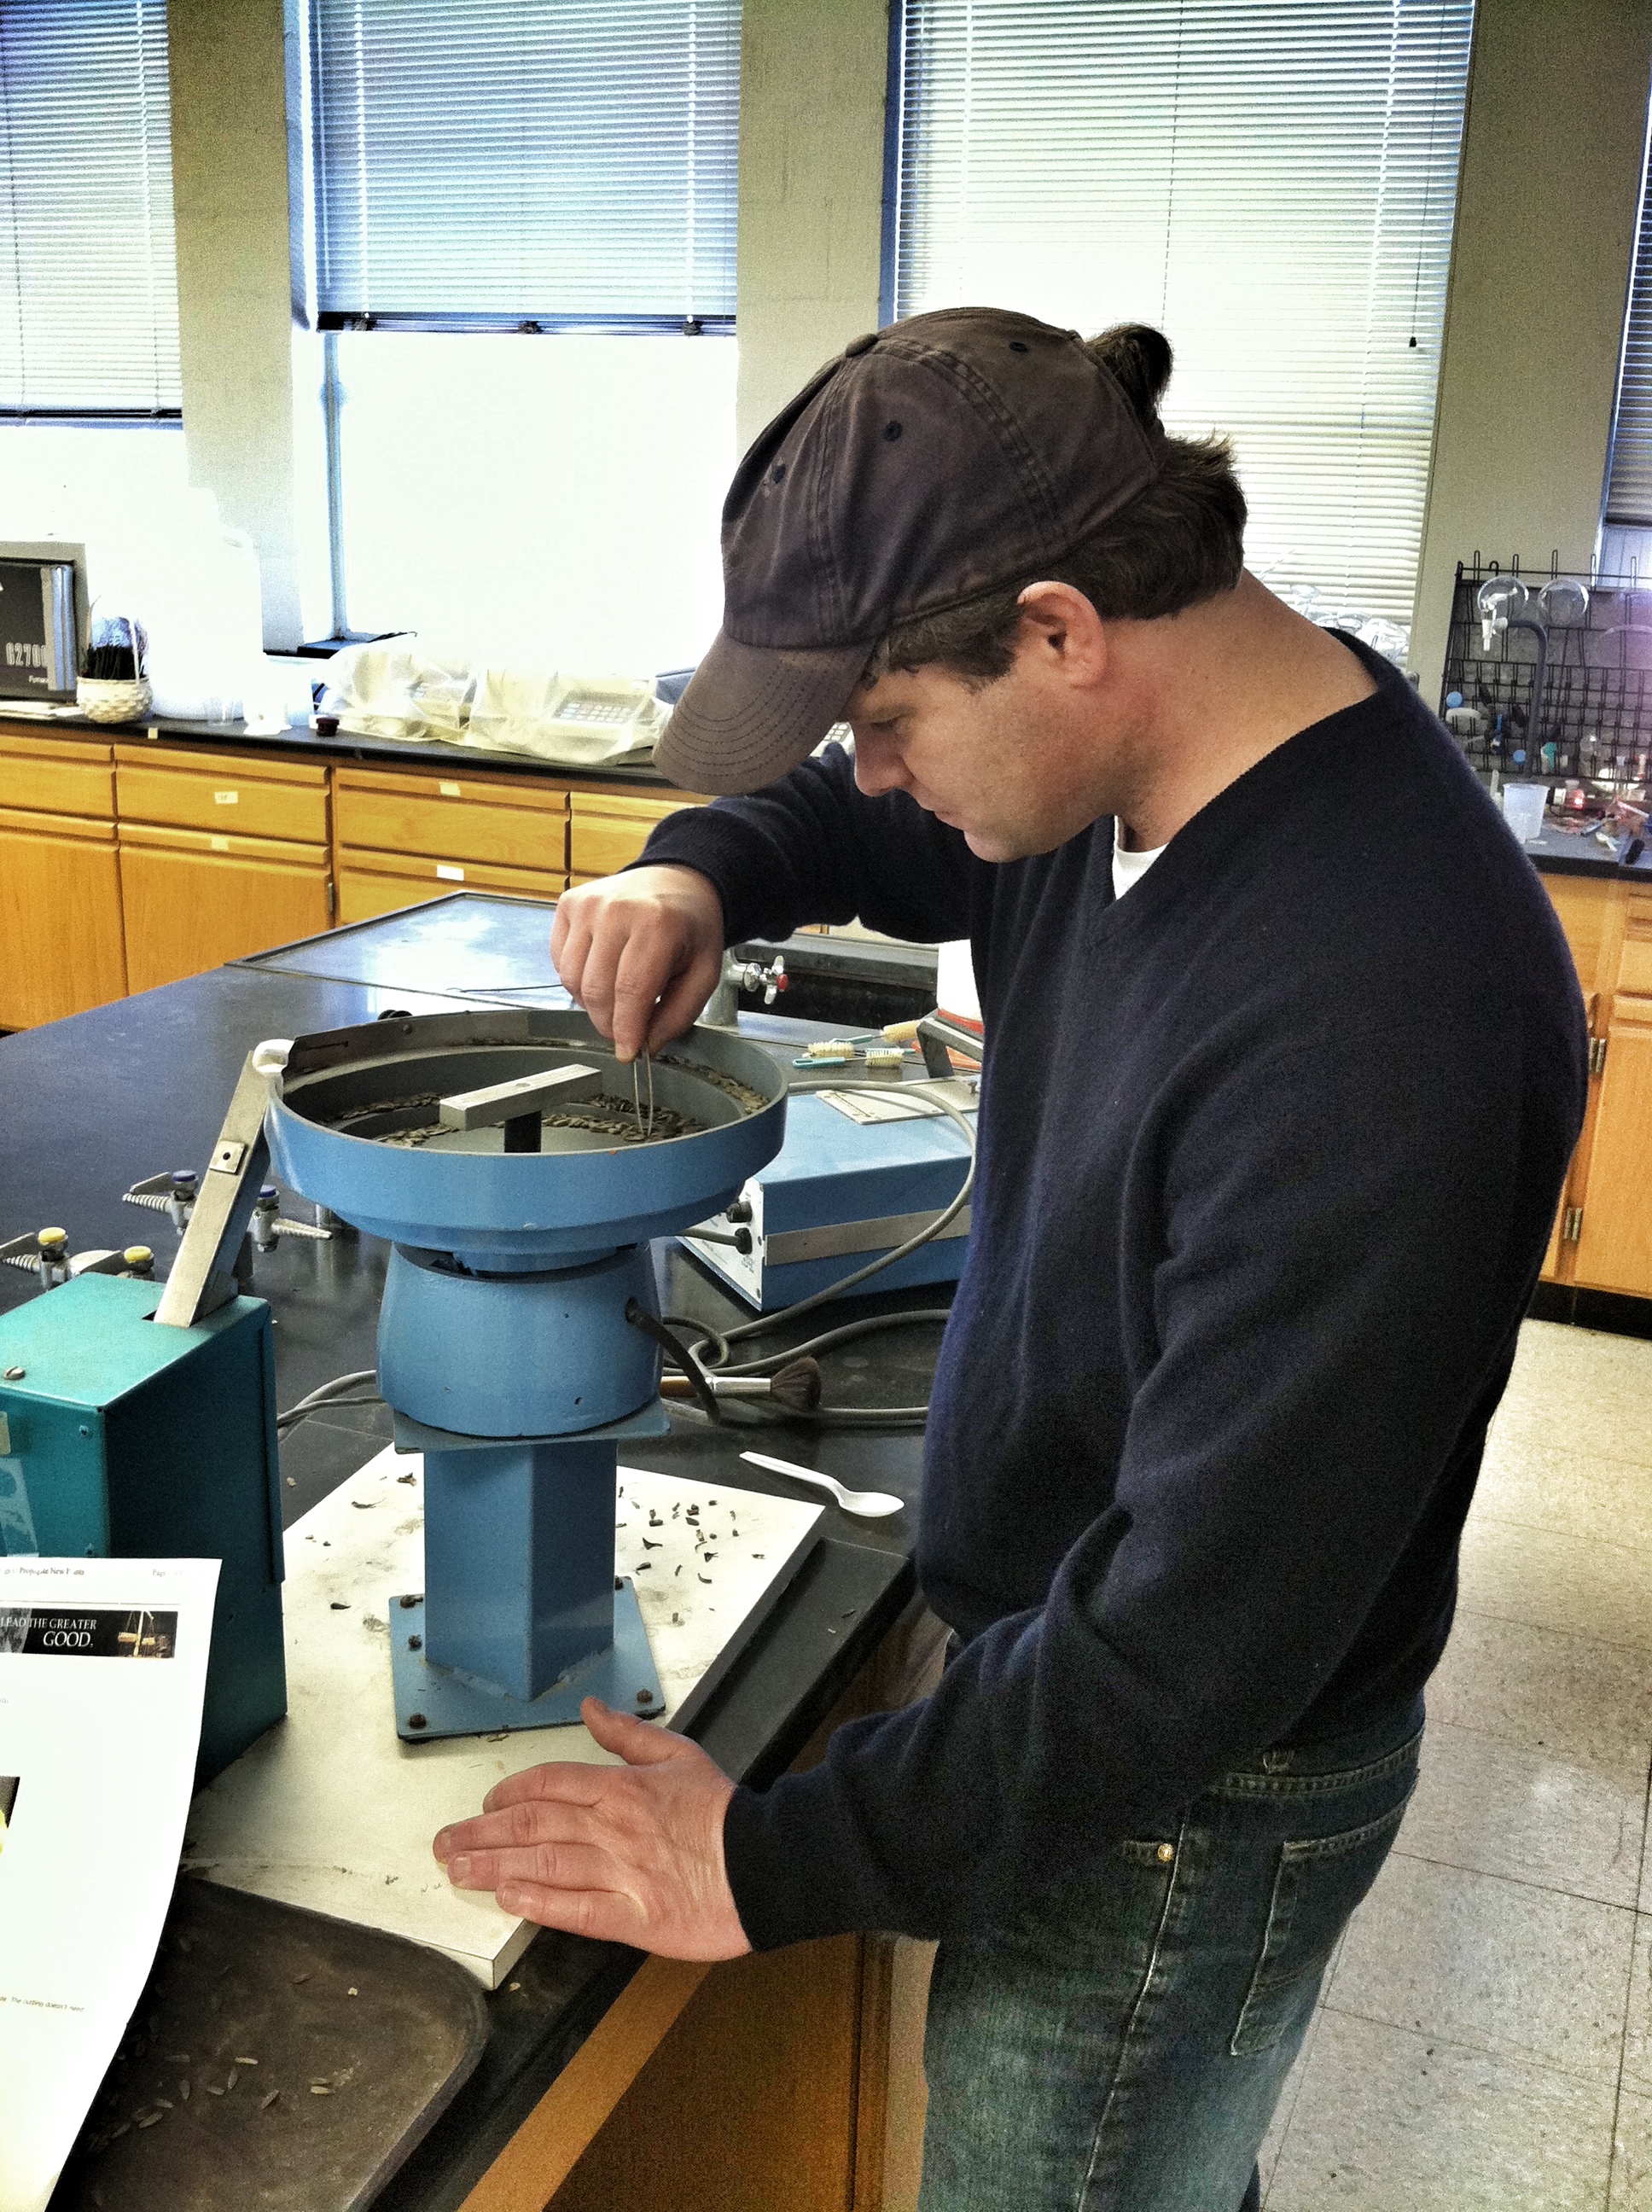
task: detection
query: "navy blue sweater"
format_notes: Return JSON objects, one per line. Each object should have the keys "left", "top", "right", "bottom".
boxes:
{"left": 642, "top": 648, "right": 1587, "bottom": 1950}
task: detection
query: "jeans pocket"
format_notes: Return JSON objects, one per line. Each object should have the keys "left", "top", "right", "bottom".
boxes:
{"left": 1229, "top": 1787, "right": 1414, "bottom": 2056}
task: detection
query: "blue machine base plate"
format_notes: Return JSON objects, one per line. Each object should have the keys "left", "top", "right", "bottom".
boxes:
{"left": 388, "top": 1577, "right": 664, "bottom": 1742}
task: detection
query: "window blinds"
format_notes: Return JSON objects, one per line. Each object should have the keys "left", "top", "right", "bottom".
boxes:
{"left": 307, "top": 0, "right": 741, "bottom": 327}
{"left": 0, "top": 0, "right": 180, "bottom": 415}
{"left": 892, "top": 0, "right": 1474, "bottom": 623}
{"left": 1605, "top": 112, "right": 1652, "bottom": 529}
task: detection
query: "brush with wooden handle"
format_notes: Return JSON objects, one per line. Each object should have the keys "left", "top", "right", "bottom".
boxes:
{"left": 659, "top": 1355, "right": 823, "bottom": 1412}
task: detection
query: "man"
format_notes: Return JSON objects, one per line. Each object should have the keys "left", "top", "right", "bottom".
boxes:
{"left": 435, "top": 308, "right": 1585, "bottom": 2209}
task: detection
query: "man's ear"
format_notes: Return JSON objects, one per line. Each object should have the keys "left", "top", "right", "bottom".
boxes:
{"left": 1015, "top": 581, "right": 1108, "bottom": 686}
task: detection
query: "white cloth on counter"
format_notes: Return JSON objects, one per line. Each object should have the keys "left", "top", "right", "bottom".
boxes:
{"left": 317, "top": 639, "right": 669, "bottom": 765}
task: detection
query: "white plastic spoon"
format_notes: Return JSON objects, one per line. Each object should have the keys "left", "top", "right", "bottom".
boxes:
{"left": 738, "top": 1449, "right": 905, "bottom": 1520}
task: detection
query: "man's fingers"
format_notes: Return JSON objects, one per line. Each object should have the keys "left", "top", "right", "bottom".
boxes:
{"left": 445, "top": 1836, "right": 619, "bottom": 1898}
{"left": 493, "top": 1882, "right": 647, "bottom": 1944}
{"left": 609, "top": 935, "right": 678, "bottom": 1062}
{"left": 549, "top": 893, "right": 595, "bottom": 1001}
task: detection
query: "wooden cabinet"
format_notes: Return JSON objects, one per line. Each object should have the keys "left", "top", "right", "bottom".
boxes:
{"left": 336, "top": 847, "right": 567, "bottom": 924}
{"left": 569, "top": 788, "right": 706, "bottom": 881}
{"left": 113, "top": 745, "right": 333, "bottom": 992}
{"left": 114, "top": 745, "right": 329, "bottom": 844}
{"left": 335, "top": 763, "right": 568, "bottom": 918}
{"left": 1573, "top": 993, "right": 1652, "bottom": 1295}
{"left": 117, "top": 824, "right": 332, "bottom": 992}
{"left": 1539, "top": 873, "right": 1652, "bottom": 1294}
{"left": 0, "top": 731, "right": 715, "bottom": 1022}
{"left": 0, "top": 733, "right": 126, "bottom": 1027}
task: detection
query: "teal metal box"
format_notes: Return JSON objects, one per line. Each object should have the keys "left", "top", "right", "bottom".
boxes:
{"left": 0, "top": 1273, "right": 287, "bottom": 1779}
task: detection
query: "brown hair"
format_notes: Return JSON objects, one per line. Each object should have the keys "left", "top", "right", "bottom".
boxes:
{"left": 863, "top": 323, "right": 1247, "bottom": 686}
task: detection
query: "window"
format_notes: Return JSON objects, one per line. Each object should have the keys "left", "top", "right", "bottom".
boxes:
{"left": 299, "top": 0, "right": 741, "bottom": 666}
{"left": 306, "top": 0, "right": 738, "bottom": 330}
{"left": 322, "top": 330, "right": 736, "bottom": 672}
{"left": 1603, "top": 95, "right": 1652, "bottom": 567}
{"left": 0, "top": 0, "right": 184, "bottom": 557}
{"left": 889, "top": 0, "right": 1475, "bottom": 632}
{"left": 0, "top": 0, "right": 181, "bottom": 415}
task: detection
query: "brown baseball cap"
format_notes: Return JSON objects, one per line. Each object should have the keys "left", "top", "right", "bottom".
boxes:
{"left": 655, "top": 305, "right": 1165, "bottom": 795}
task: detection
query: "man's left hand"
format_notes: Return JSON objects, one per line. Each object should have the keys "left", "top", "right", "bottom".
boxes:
{"left": 433, "top": 1697, "right": 752, "bottom": 1960}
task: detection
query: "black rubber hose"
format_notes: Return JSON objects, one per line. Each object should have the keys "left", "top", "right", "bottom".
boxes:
{"left": 625, "top": 1299, "right": 721, "bottom": 1423}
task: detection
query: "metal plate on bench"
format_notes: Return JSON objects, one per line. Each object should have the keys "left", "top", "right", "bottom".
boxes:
{"left": 52, "top": 1877, "right": 488, "bottom": 2212}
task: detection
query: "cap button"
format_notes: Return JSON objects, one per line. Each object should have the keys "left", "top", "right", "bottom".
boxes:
{"left": 843, "top": 332, "right": 877, "bottom": 358}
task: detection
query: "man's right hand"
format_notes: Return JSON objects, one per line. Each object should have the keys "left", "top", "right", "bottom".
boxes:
{"left": 550, "top": 865, "right": 726, "bottom": 1062}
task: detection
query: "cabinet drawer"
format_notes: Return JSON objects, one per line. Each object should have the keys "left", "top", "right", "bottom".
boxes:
{"left": 336, "top": 846, "right": 566, "bottom": 925}
{"left": 0, "top": 734, "right": 115, "bottom": 820}
{"left": 0, "top": 803, "right": 115, "bottom": 844}
{"left": 119, "top": 821, "right": 328, "bottom": 867}
{"left": 568, "top": 790, "right": 705, "bottom": 878}
{"left": 335, "top": 770, "right": 567, "bottom": 873}
{"left": 116, "top": 749, "right": 329, "bottom": 843}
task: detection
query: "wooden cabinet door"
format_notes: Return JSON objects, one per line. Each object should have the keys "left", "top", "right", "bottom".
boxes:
{"left": 119, "top": 830, "right": 331, "bottom": 992}
{"left": 0, "top": 809, "right": 126, "bottom": 1027}
{"left": 1541, "top": 874, "right": 1616, "bottom": 998}
{"left": 1573, "top": 994, "right": 1652, "bottom": 1295}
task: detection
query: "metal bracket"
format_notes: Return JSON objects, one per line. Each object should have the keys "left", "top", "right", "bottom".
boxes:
{"left": 152, "top": 1055, "right": 276, "bottom": 1330}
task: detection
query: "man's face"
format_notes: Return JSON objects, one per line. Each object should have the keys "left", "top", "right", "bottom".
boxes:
{"left": 845, "top": 649, "right": 1118, "bottom": 863}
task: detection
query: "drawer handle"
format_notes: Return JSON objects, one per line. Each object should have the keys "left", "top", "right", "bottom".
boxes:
{"left": 439, "top": 780, "right": 462, "bottom": 796}
{"left": 214, "top": 789, "right": 239, "bottom": 805}
{"left": 436, "top": 863, "right": 465, "bottom": 882}
{"left": 211, "top": 835, "right": 230, "bottom": 852}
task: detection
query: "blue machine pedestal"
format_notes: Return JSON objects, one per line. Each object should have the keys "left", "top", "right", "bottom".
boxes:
{"left": 388, "top": 1401, "right": 668, "bottom": 1743}
{"left": 388, "top": 1578, "right": 660, "bottom": 1742}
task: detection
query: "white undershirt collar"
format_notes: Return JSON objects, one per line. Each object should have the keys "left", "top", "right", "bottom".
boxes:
{"left": 1111, "top": 829, "right": 1168, "bottom": 901}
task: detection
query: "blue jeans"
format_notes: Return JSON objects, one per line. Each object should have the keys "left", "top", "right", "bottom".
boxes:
{"left": 919, "top": 1694, "right": 1423, "bottom": 2212}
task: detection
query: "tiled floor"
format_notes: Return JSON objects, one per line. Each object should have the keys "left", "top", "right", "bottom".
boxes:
{"left": 1260, "top": 1318, "right": 1652, "bottom": 2209}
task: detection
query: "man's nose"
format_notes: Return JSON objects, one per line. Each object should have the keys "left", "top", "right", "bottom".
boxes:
{"left": 852, "top": 732, "right": 907, "bottom": 797}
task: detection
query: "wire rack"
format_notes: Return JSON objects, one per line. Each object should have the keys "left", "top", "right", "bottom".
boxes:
{"left": 1441, "top": 556, "right": 1652, "bottom": 790}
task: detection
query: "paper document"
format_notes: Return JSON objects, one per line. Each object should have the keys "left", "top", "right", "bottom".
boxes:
{"left": 0, "top": 1556, "right": 219, "bottom": 2212}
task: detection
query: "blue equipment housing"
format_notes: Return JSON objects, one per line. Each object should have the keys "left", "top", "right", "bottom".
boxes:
{"left": 0, "top": 1272, "right": 288, "bottom": 1782}
{"left": 681, "top": 1090, "right": 974, "bottom": 1311}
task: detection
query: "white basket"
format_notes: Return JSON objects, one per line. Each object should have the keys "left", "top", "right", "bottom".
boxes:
{"left": 76, "top": 678, "right": 153, "bottom": 725}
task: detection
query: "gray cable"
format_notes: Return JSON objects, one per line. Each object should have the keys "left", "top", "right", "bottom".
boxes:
{"left": 276, "top": 1368, "right": 381, "bottom": 1433}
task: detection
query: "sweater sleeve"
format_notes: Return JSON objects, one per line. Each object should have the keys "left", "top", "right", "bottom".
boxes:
{"left": 637, "top": 741, "right": 979, "bottom": 947}
{"left": 720, "top": 994, "right": 1578, "bottom": 1947}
